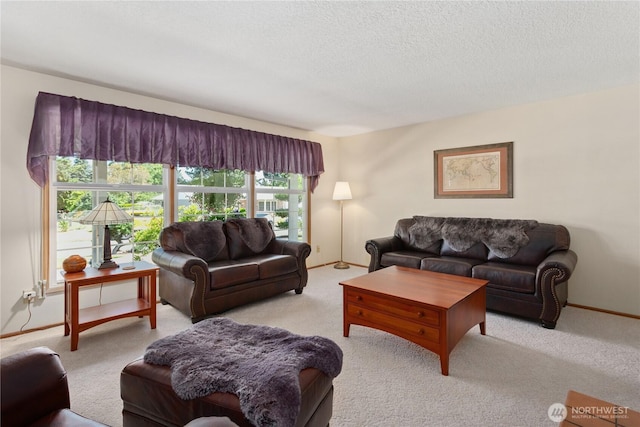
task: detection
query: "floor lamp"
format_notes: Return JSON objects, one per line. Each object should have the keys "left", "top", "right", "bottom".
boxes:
{"left": 333, "top": 181, "right": 352, "bottom": 269}
{"left": 79, "top": 197, "right": 133, "bottom": 269}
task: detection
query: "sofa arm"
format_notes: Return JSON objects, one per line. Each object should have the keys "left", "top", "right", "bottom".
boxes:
{"left": 536, "top": 249, "right": 578, "bottom": 328}
{"left": 152, "top": 248, "right": 209, "bottom": 284}
{"left": 270, "top": 239, "right": 312, "bottom": 286}
{"left": 1, "top": 347, "right": 71, "bottom": 426}
{"left": 365, "top": 236, "right": 403, "bottom": 272}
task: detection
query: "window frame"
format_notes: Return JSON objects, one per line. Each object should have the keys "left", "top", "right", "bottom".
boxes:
{"left": 48, "top": 158, "right": 167, "bottom": 292}
{"left": 254, "top": 172, "right": 308, "bottom": 241}
{"left": 45, "top": 159, "right": 310, "bottom": 293}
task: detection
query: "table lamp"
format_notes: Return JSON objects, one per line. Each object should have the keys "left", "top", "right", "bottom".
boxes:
{"left": 79, "top": 198, "right": 133, "bottom": 269}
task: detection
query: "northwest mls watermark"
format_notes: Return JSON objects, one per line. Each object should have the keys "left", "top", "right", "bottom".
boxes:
{"left": 548, "top": 402, "right": 631, "bottom": 423}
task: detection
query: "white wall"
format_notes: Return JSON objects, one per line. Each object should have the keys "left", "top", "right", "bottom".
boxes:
{"left": 0, "top": 65, "right": 340, "bottom": 334}
{"left": 339, "top": 84, "right": 640, "bottom": 316}
{"left": 2, "top": 65, "right": 638, "bottom": 335}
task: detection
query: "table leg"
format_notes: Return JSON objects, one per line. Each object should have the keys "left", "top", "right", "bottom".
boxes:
{"left": 70, "top": 283, "right": 79, "bottom": 351}
{"left": 64, "top": 281, "right": 70, "bottom": 337}
{"left": 440, "top": 354, "right": 449, "bottom": 376}
{"left": 137, "top": 276, "right": 145, "bottom": 318}
{"left": 479, "top": 321, "right": 486, "bottom": 335}
{"left": 149, "top": 271, "right": 156, "bottom": 329}
{"left": 342, "top": 289, "right": 350, "bottom": 337}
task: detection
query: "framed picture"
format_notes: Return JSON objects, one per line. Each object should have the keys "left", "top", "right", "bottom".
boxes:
{"left": 434, "top": 141, "right": 513, "bottom": 198}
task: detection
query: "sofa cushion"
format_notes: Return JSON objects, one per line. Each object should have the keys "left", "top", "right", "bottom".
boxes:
{"left": 225, "top": 218, "right": 275, "bottom": 259}
{"left": 405, "top": 216, "right": 446, "bottom": 252}
{"left": 161, "top": 221, "right": 228, "bottom": 262}
{"left": 209, "top": 261, "right": 260, "bottom": 290}
{"left": 395, "top": 218, "right": 442, "bottom": 254}
{"left": 442, "top": 217, "right": 538, "bottom": 258}
{"left": 472, "top": 262, "right": 537, "bottom": 294}
{"left": 488, "top": 223, "right": 570, "bottom": 266}
{"left": 246, "top": 254, "right": 298, "bottom": 280}
{"left": 440, "top": 241, "right": 488, "bottom": 260}
{"left": 421, "top": 256, "right": 484, "bottom": 277}
{"left": 381, "top": 250, "right": 427, "bottom": 269}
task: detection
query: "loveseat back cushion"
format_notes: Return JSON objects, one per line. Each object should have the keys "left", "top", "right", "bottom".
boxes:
{"left": 395, "top": 218, "right": 442, "bottom": 254}
{"left": 225, "top": 218, "right": 276, "bottom": 260}
{"left": 472, "top": 263, "right": 537, "bottom": 294}
{"left": 160, "top": 221, "right": 229, "bottom": 262}
{"left": 487, "top": 223, "right": 570, "bottom": 266}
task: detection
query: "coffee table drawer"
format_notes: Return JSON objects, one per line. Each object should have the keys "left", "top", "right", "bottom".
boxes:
{"left": 346, "top": 290, "right": 440, "bottom": 326}
{"left": 347, "top": 304, "right": 440, "bottom": 343}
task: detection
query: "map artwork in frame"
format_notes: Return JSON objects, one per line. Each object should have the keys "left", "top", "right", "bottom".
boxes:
{"left": 434, "top": 142, "right": 513, "bottom": 198}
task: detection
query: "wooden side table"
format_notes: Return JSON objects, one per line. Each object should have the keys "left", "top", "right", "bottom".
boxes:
{"left": 561, "top": 390, "right": 640, "bottom": 426}
{"left": 63, "top": 261, "right": 158, "bottom": 351}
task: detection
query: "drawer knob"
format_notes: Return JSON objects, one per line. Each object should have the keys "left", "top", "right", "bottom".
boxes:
{"left": 356, "top": 296, "right": 363, "bottom": 301}
{"left": 418, "top": 329, "right": 425, "bottom": 335}
{"left": 357, "top": 310, "right": 363, "bottom": 316}
{"left": 417, "top": 311, "right": 424, "bottom": 318}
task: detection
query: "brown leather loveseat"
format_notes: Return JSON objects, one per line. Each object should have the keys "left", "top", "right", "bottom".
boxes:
{"left": 365, "top": 216, "right": 578, "bottom": 329}
{"left": 152, "top": 218, "right": 311, "bottom": 323}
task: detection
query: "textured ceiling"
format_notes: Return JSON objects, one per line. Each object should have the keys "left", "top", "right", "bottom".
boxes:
{"left": 2, "top": 1, "right": 638, "bottom": 137}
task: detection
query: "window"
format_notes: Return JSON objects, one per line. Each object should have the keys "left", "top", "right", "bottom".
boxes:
{"left": 176, "top": 167, "right": 248, "bottom": 222}
{"left": 255, "top": 172, "right": 307, "bottom": 241}
{"left": 49, "top": 159, "right": 309, "bottom": 289}
{"left": 51, "top": 157, "right": 165, "bottom": 288}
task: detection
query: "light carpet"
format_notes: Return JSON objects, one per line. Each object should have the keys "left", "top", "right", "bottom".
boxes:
{"left": 1, "top": 266, "right": 638, "bottom": 426}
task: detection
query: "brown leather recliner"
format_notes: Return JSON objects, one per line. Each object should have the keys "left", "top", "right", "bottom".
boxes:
{"left": 0, "top": 346, "right": 108, "bottom": 426}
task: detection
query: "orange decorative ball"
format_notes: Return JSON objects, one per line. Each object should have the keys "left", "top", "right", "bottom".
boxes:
{"left": 63, "top": 255, "right": 87, "bottom": 273}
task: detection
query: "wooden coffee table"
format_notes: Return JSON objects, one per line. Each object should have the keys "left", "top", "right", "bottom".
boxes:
{"left": 340, "top": 266, "right": 488, "bottom": 375}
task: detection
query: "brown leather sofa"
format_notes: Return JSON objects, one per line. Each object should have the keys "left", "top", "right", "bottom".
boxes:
{"left": 0, "top": 346, "right": 107, "bottom": 426}
{"left": 152, "top": 218, "right": 311, "bottom": 323}
{"left": 121, "top": 358, "right": 335, "bottom": 427}
{"left": 365, "top": 216, "right": 578, "bottom": 329}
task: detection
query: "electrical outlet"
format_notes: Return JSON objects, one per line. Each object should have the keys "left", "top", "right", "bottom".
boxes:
{"left": 22, "top": 290, "right": 36, "bottom": 302}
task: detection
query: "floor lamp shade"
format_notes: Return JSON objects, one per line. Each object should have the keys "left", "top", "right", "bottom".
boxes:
{"left": 333, "top": 182, "right": 352, "bottom": 269}
{"left": 79, "top": 198, "right": 133, "bottom": 269}
{"left": 332, "top": 181, "right": 352, "bottom": 201}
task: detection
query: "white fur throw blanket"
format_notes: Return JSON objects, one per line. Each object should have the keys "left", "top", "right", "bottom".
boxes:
{"left": 144, "top": 318, "right": 343, "bottom": 427}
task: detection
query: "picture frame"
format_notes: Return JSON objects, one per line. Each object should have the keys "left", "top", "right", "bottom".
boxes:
{"left": 434, "top": 141, "right": 513, "bottom": 199}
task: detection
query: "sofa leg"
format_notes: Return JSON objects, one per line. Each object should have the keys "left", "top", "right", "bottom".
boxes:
{"left": 541, "top": 319, "right": 557, "bottom": 329}
{"left": 295, "top": 288, "right": 303, "bottom": 295}
{"left": 160, "top": 298, "right": 169, "bottom": 305}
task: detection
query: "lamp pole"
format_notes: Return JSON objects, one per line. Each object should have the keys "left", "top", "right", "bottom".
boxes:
{"left": 332, "top": 181, "right": 352, "bottom": 269}
{"left": 335, "top": 200, "right": 349, "bottom": 269}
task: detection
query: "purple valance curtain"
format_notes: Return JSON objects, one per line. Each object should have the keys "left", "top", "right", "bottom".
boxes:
{"left": 27, "top": 92, "right": 325, "bottom": 191}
